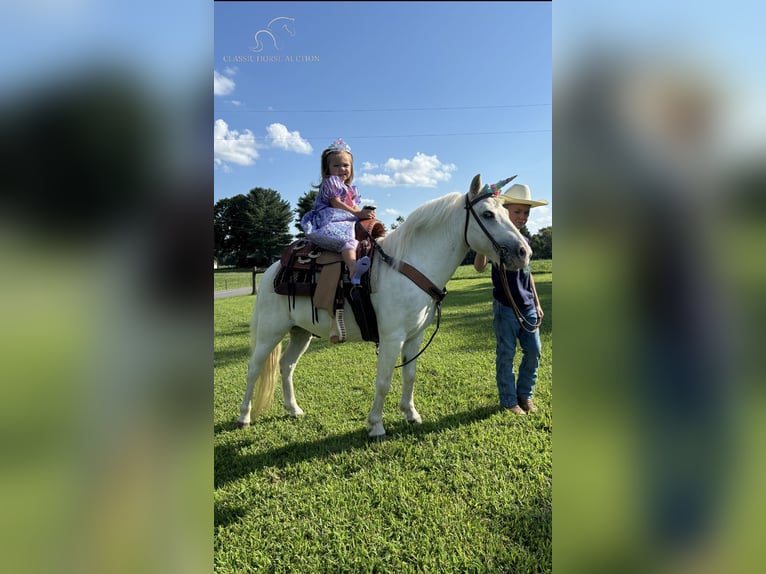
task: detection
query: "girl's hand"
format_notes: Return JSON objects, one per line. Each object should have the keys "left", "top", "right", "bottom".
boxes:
{"left": 357, "top": 207, "right": 375, "bottom": 220}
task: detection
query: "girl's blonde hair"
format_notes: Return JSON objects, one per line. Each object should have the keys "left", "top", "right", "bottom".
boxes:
{"left": 320, "top": 149, "right": 354, "bottom": 185}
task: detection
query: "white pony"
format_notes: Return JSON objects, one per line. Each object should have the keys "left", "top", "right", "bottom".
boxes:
{"left": 238, "top": 174, "right": 530, "bottom": 437}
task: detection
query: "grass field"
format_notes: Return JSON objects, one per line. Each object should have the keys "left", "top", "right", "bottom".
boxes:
{"left": 214, "top": 261, "right": 552, "bottom": 573}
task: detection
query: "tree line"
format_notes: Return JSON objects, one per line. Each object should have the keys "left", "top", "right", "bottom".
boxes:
{"left": 214, "top": 187, "right": 552, "bottom": 268}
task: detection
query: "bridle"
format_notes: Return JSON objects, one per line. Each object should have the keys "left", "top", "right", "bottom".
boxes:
{"left": 463, "top": 177, "right": 542, "bottom": 333}
{"left": 463, "top": 175, "right": 517, "bottom": 262}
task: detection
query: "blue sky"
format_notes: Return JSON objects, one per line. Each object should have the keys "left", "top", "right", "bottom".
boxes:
{"left": 214, "top": 1, "right": 552, "bottom": 234}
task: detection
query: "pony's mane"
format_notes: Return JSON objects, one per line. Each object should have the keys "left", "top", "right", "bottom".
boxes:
{"left": 380, "top": 192, "right": 464, "bottom": 262}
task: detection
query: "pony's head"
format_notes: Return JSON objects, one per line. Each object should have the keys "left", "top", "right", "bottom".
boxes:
{"left": 465, "top": 174, "right": 531, "bottom": 270}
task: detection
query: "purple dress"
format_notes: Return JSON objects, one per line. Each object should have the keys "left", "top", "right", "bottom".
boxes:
{"left": 300, "top": 176, "right": 361, "bottom": 252}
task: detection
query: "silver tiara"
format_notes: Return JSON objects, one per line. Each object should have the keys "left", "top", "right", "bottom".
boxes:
{"left": 326, "top": 138, "right": 351, "bottom": 153}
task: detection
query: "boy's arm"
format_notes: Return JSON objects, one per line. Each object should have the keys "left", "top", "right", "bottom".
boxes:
{"left": 530, "top": 273, "right": 544, "bottom": 318}
{"left": 473, "top": 252, "right": 488, "bottom": 272}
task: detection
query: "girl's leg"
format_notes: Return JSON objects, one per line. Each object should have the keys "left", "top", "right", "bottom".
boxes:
{"left": 341, "top": 247, "right": 357, "bottom": 278}
{"left": 341, "top": 239, "right": 358, "bottom": 275}
{"left": 341, "top": 239, "right": 371, "bottom": 285}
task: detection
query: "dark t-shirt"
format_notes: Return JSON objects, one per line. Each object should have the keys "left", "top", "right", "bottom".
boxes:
{"left": 491, "top": 262, "right": 535, "bottom": 311}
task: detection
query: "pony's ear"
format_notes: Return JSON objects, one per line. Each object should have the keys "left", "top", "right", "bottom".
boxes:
{"left": 469, "top": 174, "right": 482, "bottom": 197}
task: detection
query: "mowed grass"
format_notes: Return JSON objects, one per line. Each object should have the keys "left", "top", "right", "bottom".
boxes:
{"left": 214, "top": 261, "right": 552, "bottom": 573}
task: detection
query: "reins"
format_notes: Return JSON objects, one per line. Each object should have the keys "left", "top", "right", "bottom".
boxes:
{"left": 498, "top": 262, "right": 542, "bottom": 333}
{"left": 356, "top": 222, "right": 446, "bottom": 368}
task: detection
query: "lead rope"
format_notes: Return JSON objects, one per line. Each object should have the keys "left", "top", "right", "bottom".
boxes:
{"left": 394, "top": 301, "right": 442, "bottom": 369}
{"left": 498, "top": 262, "right": 542, "bottom": 333}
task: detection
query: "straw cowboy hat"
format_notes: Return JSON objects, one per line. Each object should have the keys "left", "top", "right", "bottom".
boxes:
{"left": 497, "top": 184, "right": 548, "bottom": 207}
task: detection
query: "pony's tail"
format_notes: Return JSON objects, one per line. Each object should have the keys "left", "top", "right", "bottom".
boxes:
{"left": 251, "top": 344, "right": 282, "bottom": 416}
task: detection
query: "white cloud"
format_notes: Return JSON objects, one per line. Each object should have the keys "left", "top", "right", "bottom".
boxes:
{"left": 361, "top": 161, "right": 379, "bottom": 170}
{"left": 214, "top": 120, "right": 316, "bottom": 170}
{"left": 383, "top": 208, "right": 401, "bottom": 217}
{"left": 357, "top": 173, "right": 395, "bottom": 187}
{"left": 214, "top": 119, "right": 259, "bottom": 168}
{"left": 359, "top": 152, "right": 457, "bottom": 188}
{"left": 526, "top": 205, "right": 552, "bottom": 235}
{"left": 214, "top": 70, "right": 235, "bottom": 96}
{"left": 265, "top": 123, "right": 313, "bottom": 154}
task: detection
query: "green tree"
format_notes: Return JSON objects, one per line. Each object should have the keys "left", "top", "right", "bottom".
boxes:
{"left": 389, "top": 215, "right": 405, "bottom": 230}
{"left": 214, "top": 195, "right": 252, "bottom": 266}
{"left": 294, "top": 189, "right": 318, "bottom": 238}
{"left": 247, "top": 187, "right": 293, "bottom": 267}
{"left": 529, "top": 226, "right": 552, "bottom": 260}
{"left": 213, "top": 187, "right": 293, "bottom": 267}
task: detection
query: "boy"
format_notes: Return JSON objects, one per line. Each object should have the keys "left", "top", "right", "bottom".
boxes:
{"left": 474, "top": 184, "right": 547, "bottom": 415}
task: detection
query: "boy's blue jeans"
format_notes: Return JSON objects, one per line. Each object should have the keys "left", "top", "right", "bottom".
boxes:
{"left": 493, "top": 299, "right": 541, "bottom": 408}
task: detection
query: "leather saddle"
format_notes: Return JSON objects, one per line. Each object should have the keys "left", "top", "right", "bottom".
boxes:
{"left": 273, "top": 219, "right": 386, "bottom": 341}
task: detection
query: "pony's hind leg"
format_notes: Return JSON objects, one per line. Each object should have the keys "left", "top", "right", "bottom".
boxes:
{"left": 280, "top": 327, "right": 313, "bottom": 417}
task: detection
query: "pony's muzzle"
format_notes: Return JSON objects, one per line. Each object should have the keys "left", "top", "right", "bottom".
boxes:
{"left": 498, "top": 244, "right": 529, "bottom": 268}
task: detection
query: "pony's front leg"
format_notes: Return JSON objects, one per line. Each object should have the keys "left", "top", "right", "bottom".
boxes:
{"left": 399, "top": 335, "right": 425, "bottom": 424}
{"left": 367, "top": 338, "right": 403, "bottom": 438}
{"left": 280, "top": 327, "right": 313, "bottom": 417}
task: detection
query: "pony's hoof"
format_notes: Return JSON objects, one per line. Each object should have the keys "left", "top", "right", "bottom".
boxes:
{"left": 237, "top": 421, "right": 250, "bottom": 429}
{"left": 402, "top": 409, "right": 422, "bottom": 424}
{"left": 285, "top": 405, "right": 305, "bottom": 417}
{"left": 367, "top": 422, "right": 386, "bottom": 439}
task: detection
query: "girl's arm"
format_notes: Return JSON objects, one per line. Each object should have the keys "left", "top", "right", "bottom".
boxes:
{"left": 329, "top": 197, "right": 374, "bottom": 219}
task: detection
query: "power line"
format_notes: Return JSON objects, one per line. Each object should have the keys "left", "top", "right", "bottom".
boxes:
{"left": 214, "top": 128, "right": 551, "bottom": 142}
{"left": 215, "top": 103, "right": 552, "bottom": 113}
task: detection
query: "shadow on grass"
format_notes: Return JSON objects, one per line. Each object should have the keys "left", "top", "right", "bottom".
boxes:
{"left": 213, "top": 345, "right": 252, "bottom": 369}
{"left": 214, "top": 404, "right": 500, "bottom": 492}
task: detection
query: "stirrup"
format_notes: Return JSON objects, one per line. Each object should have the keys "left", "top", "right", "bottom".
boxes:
{"left": 330, "top": 309, "right": 347, "bottom": 344}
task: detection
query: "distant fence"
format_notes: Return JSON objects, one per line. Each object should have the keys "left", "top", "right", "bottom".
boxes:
{"left": 213, "top": 267, "right": 267, "bottom": 294}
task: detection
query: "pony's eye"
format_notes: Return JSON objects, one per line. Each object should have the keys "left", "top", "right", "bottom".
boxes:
{"left": 482, "top": 211, "right": 495, "bottom": 220}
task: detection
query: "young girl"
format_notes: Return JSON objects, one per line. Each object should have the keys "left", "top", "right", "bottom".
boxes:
{"left": 300, "top": 138, "right": 373, "bottom": 283}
